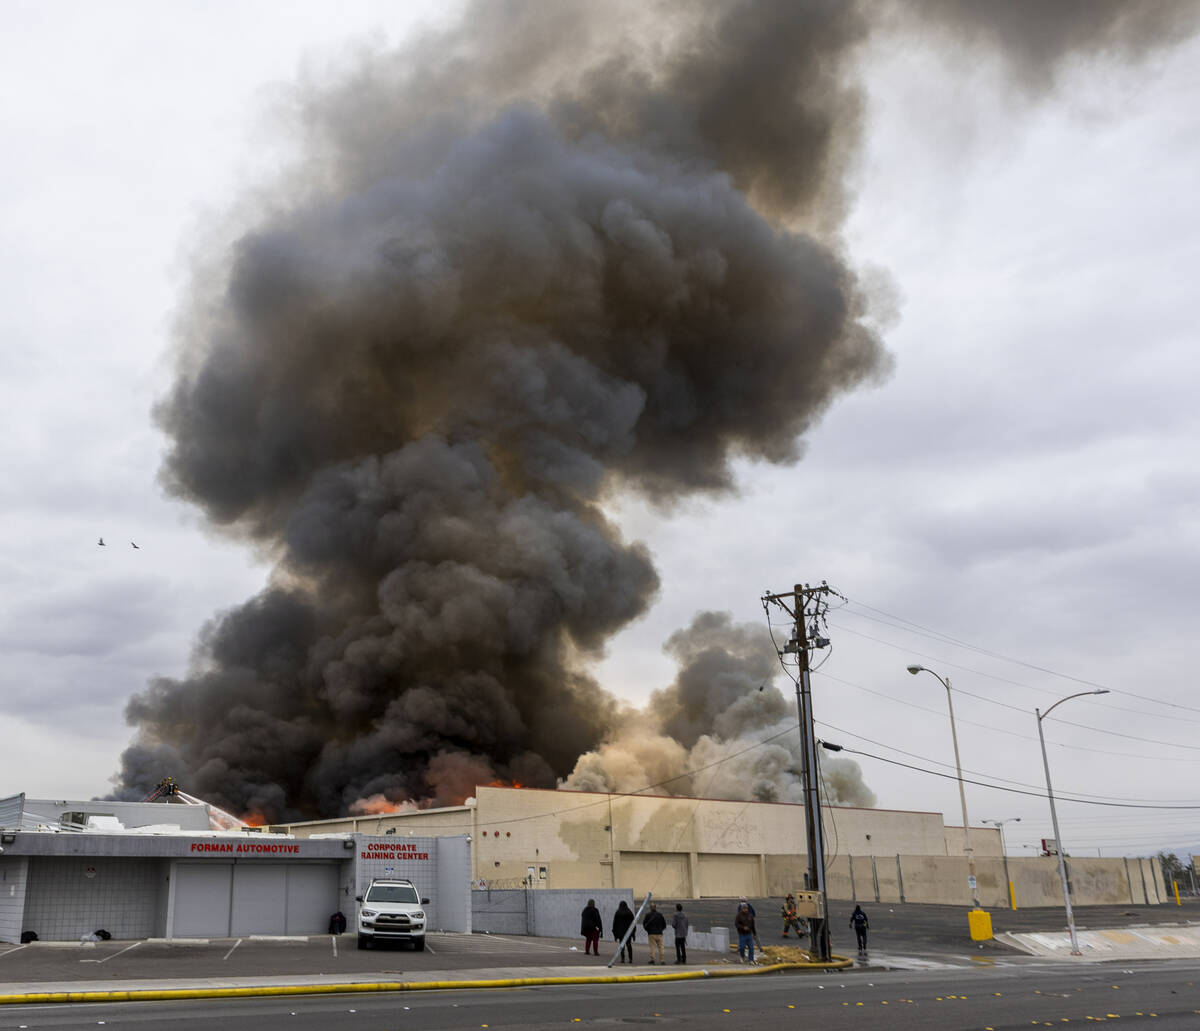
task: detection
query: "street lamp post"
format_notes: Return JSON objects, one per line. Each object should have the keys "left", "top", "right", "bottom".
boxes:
{"left": 983, "top": 817, "right": 1021, "bottom": 909}
{"left": 907, "top": 665, "right": 980, "bottom": 910}
{"left": 1036, "top": 689, "right": 1110, "bottom": 956}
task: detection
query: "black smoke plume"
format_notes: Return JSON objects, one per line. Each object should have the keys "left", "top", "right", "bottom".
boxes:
{"left": 115, "top": 0, "right": 1197, "bottom": 819}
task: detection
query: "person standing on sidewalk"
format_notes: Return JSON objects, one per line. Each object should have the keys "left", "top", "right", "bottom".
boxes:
{"left": 850, "top": 904, "right": 870, "bottom": 953}
{"left": 735, "top": 902, "right": 756, "bottom": 964}
{"left": 738, "top": 895, "right": 760, "bottom": 951}
{"left": 580, "top": 899, "right": 603, "bottom": 956}
{"left": 672, "top": 903, "right": 689, "bottom": 965}
{"left": 612, "top": 900, "right": 635, "bottom": 964}
{"left": 642, "top": 901, "right": 667, "bottom": 965}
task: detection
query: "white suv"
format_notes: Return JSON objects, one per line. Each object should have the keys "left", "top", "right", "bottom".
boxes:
{"left": 355, "top": 879, "right": 429, "bottom": 950}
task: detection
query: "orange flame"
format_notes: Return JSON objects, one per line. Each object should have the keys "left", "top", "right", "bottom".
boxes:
{"left": 241, "top": 809, "right": 267, "bottom": 827}
{"left": 349, "top": 793, "right": 423, "bottom": 816}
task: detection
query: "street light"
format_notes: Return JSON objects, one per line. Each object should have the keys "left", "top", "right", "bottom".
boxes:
{"left": 1036, "top": 689, "right": 1110, "bottom": 956}
{"left": 906, "top": 665, "right": 980, "bottom": 911}
{"left": 982, "top": 817, "right": 1021, "bottom": 909}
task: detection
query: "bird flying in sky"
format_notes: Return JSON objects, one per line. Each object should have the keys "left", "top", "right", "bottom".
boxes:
{"left": 98, "top": 538, "right": 105, "bottom": 546}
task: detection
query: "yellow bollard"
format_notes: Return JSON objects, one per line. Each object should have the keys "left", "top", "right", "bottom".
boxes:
{"left": 1174, "top": 880, "right": 1181, "bottom": 906}
{"left": 968, "top": 908, "right": 993, "bottom": 941}
{"left": 1008, "top": 880, "right": 1017, "bottom": 911}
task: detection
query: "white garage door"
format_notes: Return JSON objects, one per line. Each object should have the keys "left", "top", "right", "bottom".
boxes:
{"left": 173, "top": 863, "right": 233, "bottom": 937}
{"left": 285, "top": 863, "right": 340, "bottom": 934}
{"left": 231, "top": 863, "right": 287, "bottom": 936}
{"left": 173, "top": 862, "right": 341, "bottom": 937}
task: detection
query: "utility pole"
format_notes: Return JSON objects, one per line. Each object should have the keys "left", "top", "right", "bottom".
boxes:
{"left": 763, "top": 581, "right": 839, "bottom": 962}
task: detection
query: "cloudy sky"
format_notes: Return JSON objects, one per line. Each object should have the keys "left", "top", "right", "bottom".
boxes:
{"left": 3, "top": 1, "right": 1199, "bottom": 860}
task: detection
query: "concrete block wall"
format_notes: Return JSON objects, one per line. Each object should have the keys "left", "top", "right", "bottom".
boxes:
{"left": 354, "top": 834, "right": 472, "bottom": 933}
{"left": 0, "top": 856, "right": 29, "bottom": 945}
{"left": 471, "top": 889, "right": 726, "bottom": 953}
{"left": 22, "top": 857, "right": 163, "bottom": 941}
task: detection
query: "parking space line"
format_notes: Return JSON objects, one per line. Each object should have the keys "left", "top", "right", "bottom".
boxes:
{"left": 91, "top": 942, "right": 141, "bottom": 964}
{"left": 331, "top": 935, "right": 337, "bottom": 958}
{"left": 461, "top": 935, "right": 571, "bottom": 951}
{"left": 0, "top": 945, "right": 27, "bottom": 960}
{"left": 223, "top": 939, "right": 242, "bottom": 961}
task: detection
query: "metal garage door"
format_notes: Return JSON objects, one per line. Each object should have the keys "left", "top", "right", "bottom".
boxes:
{"left": 231, "top": 863, "right": 288, "bottom": 936}
{"left": 173, "top": 863, "right": 233, "bottom": 937}
{"left": 285, "top": 863, "right": 340, "bottom": 934}
{"left": 618, "top": 852, "right": 691, "bottom": 897}
{"left": 697, "top": 854, "right": 760, "bottom": 898}
{"left": 173, "top": 862, "right": 339, "bottom": 937}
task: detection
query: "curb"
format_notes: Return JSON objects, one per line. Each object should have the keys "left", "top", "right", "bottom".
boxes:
{"left": 0, "top": 957, "right": 854, "bottom": 1006}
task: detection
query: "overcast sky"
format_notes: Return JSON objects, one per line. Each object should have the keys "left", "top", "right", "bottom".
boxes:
{"left": 3, "top": 2, "right": 1199, "bottom": 860}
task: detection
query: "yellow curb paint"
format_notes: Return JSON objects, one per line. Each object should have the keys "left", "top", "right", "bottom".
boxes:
{"left": 0, "top": 959, "right": 848, "bottom": 1008}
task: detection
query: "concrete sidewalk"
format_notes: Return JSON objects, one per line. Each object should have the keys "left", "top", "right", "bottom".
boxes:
{"left": 999, "top": 923, "right": 1200, "bottom": 961}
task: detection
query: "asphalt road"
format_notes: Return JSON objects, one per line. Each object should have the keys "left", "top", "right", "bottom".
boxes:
{"left": 3, "top": 958, "right": 1200, "bottom": 1030}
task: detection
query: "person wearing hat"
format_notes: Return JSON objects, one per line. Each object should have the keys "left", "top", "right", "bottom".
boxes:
{"left": 780, "top": 893, "right": 803, "bottom": 938}
{"left": 736, "top": 896, "right": 760, "bottom": 951}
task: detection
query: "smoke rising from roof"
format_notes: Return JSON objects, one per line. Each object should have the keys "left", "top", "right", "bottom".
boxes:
{"left": 563, "top": 611, "right": 876, "bottom": 807}
{"left": 114, "top": 0, "right": 1197, "bottom": 819}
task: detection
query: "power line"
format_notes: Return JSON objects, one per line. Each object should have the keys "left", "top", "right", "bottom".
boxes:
{"left": 830, "top": 619, "right": 1200, "bottom": 727}
{"left": 830, "top": 743, "right": 1200, "bottom": 811}
{"left": 814, "top": 719, "right": 1198, "bottom": 806}
{"left": 816, "top": 669, "right": 1200, "bottom": 756}
{"left": 841, "top": 596, "right": 1200, "bottom": 717}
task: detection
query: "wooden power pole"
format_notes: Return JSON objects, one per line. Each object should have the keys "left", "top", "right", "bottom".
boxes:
{"left": 762, "top": 581, "right": 839, "bottom": 962}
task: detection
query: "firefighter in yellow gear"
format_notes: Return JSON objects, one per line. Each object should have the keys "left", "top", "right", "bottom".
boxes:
{"left": 781, "top": 893, "right": 804, "bottom": 938}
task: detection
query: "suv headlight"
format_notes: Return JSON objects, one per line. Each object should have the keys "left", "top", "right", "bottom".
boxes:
{"left": 413, "top": 910, "right": 424, "bottom": 919}
{"left": 361, "top": 909, "right": 378, "bottom": 918}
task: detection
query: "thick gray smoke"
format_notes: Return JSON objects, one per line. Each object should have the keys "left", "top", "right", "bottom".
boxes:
{"left": 115, "top": 0, "right": 1197, "bottom": 819}
{"left": 563, "top": 611, "right": 876, "bottom": 807}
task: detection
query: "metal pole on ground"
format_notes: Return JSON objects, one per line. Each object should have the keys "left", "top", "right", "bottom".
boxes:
{"left": 1036, "top": 689, "right": 1109, "bottom": 956}
{"left": 607, "top": 892, "right": 652, "bottom": 969}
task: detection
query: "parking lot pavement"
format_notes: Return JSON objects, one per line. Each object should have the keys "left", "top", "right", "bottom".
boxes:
{"left": 0, "top": 932, "right": 707, "bottom": 986}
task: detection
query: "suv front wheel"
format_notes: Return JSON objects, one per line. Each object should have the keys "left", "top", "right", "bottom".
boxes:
{"left": 413, "top": 937, "right": 425, "bottom": 951}
{"left": 357, "top": 934, "right": 372, "bottom": 950}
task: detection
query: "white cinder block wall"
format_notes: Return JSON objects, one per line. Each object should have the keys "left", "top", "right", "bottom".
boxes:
{"left": 0, "top": 856, "right": 29, "bottom": 944}
{"left": 22, "top": 857, "right": 163, "bottom": 941}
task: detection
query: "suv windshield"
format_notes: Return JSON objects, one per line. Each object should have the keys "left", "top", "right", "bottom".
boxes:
{"left": 365, "top": 884, "right": 419, "bottom": 904}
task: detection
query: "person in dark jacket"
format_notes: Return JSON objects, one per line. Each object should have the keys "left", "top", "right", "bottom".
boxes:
{"left": 735, "top": 902, "right": 756, "bottom": 963}
{"left": 850, "top": 904, "right": 870, "bottom": 952}
{"left": 612, "top": 900, "right": 635, "bottom": 964}
{"left": 642, "top": 902, "right": 667, "bottom": 964}
{"left": 672, "top": 903, "right": 689, "bottom": 965}
{"left": 580, "top": 899, "right": 603, "bottom": 955}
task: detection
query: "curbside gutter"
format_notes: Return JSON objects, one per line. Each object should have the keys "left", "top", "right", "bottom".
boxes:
{"left": 0, "top": 957, "right": 854, "bottom": 1006}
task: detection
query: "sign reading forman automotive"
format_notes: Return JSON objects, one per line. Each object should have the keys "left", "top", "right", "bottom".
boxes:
{"left": 189, "top": 841, "right": 304, "bottom": 855}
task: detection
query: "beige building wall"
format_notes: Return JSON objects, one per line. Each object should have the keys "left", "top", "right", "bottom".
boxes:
{"left": 283, "top": 805, "right": 474, "bottom": 840}
{"left": 943, "top": 825, "right": 1003, "bottom": 857}
{"left": 278, "top": 786, "right": 1156, "bottom": 906}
